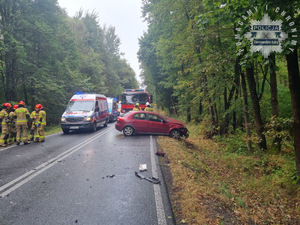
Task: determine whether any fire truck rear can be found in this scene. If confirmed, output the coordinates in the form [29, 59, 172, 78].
[121, 89, 152, 112]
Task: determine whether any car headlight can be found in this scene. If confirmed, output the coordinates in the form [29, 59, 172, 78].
[84, 116, 92, 121]
[61, 117, 66, 122]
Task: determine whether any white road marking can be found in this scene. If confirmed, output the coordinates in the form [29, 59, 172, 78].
[150, 135, 167, 225]
[0, 144, 18, 152]
[0, 127, 113, 198]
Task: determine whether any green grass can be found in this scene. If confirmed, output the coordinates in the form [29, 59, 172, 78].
[44, 124, 62, 135]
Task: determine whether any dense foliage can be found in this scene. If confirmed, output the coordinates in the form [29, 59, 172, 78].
[0, 0, 138, 123]
[138, 0, 300, 181]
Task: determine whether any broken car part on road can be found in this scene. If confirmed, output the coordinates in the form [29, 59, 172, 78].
[135, 172, 161, 184]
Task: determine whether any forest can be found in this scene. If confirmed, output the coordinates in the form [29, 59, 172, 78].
[0, 0, 138, 123]
[138, 0, 300, 182]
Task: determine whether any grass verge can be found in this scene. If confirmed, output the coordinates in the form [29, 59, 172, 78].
[44, 124, 62, 135]
[157, 124, 300, 224]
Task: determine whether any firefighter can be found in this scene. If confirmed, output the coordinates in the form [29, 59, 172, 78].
[38, 104, 46, 142]
[117, 101, 122, 112]
[0, 103, 12, 147]
[132, 103, 141, 111]
[8, 105, 18, 144]
[144, 102, 153, 111]
[29, 104, 41, 142]
[30, 104, 46, 142]
[14, 101, 31, 145]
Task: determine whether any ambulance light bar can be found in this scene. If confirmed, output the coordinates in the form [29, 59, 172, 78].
[124, 89, 145, 92]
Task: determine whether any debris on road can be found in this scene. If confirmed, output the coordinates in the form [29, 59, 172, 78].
[155, 150, 166, 157]
[135, 172, 161, 184]
[106, 175, 115, 178]
[139, 164, 147, 172]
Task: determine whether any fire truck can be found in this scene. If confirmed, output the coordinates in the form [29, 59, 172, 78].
[120, 89, 152, 112]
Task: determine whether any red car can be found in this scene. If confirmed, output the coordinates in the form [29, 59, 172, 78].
[115, 111, 189, 138]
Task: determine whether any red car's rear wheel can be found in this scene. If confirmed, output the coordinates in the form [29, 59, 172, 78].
[123, 126, 134, 136]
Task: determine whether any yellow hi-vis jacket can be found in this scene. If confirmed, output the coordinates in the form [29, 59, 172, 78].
[30, 111, 39, 122]
[14, 107, 30, 125]
[9, 111, 16, 126]
[39, 110, 46, 126]
[0, 109, 9, 125]
[132, 106, 141, 111]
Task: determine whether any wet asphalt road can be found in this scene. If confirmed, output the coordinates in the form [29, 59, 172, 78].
[0, 123, 174, 225]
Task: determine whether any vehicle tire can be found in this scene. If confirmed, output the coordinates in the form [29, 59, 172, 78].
[123, 126, 134, 136]
[170, 129, 181, 139]
[62, 129, 69, 134]
[104, 119, 108, 127]
[90, 123, 97, 133]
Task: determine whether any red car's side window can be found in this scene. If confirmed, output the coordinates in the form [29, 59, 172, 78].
[132, 113, 146, 120]
[148, 114, 164, 122]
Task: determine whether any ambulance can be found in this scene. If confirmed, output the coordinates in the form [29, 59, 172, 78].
[107, 97, 120, 122]
[61, 93, 109, 134]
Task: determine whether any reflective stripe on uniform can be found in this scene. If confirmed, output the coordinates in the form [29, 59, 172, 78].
[0, 110, 9, 125]
[16, 119, 27, 123]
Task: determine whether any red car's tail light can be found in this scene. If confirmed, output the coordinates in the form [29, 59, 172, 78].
[117, 117, 123, 122]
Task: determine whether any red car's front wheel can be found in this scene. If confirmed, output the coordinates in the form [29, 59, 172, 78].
[170, 129, 181, 139]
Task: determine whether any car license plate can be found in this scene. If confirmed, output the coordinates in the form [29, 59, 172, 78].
[70, 126, 79, 129]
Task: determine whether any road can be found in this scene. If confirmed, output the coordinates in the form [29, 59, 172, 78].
[0, 124, 174, 225]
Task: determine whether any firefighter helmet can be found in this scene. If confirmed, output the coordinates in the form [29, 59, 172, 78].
[18, 101, 25, 106]
[3, 103, 12, 110]
[35, 104, 43, 109]
[13, 105, 18, 110]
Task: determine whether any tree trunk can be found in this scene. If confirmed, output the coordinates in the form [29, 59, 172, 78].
[241, 72, 252, 150]
[207, 96, 216, 126]
[187, 105, 191, 122]
[269, 53, 282, 152]
[170, 96, 177, 117]
[5, 54, 17, 101]
[0, 52, 7, 100]
[10, 57, 17, 100]
[220, 87, 229, 135]
[213, 103, 218, 126]
[199, 99, 203, 116]
[220, 59, 240, 135]
[22, 72, 28, 104]
[194, 97, 203, 123]
[270, 54, 279, 117]
[204, 75, 216, 127]
[233, 87, 239, 132]
[286, 49, 300, 183]
[246, 63, 267, 150]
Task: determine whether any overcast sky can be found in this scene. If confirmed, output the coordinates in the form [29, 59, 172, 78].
[57, 0, 148, 85]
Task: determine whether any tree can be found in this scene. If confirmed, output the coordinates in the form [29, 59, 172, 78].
[0, 1, 137, 123]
